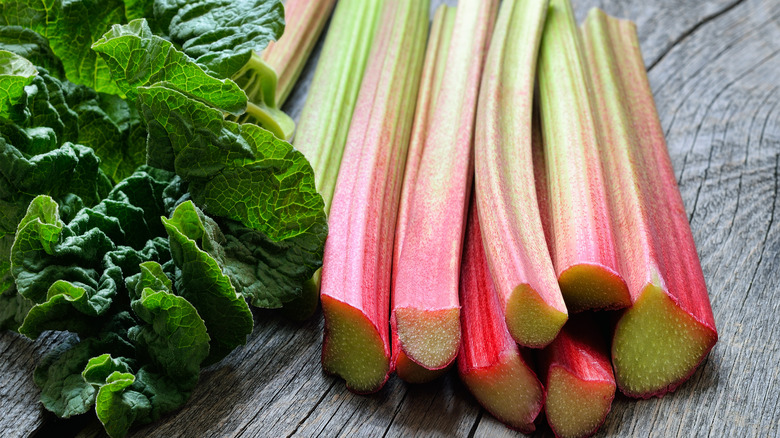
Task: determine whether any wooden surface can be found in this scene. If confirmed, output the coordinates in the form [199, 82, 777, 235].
[2, 0, 779, 436]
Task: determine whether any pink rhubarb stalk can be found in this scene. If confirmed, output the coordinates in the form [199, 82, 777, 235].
[320, 0, 428, 394]
[539, 315, 615, 438]
[391, 4, 456, 383]
[581, 8, 717, 398]
[392, 0, 497, 372]
[262, 0, 337, 106]
[537, 0, 631, 313]
[458, 196, 544, 433]
[475, 0, 564, 348]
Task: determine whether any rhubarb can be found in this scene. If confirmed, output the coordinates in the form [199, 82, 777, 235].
[539, 315, 615, 438]
[262, 0, 337, 106]
[320, 0, 427, 393]
[392, 0, 497, 372]
[391, 4, 456, 384]
[458, 196, 544, 433]
[581, 9, 717, 398]
[537, 0, 631, 313]
[474, 0, 563, 348]
[283, 0, 385, 318]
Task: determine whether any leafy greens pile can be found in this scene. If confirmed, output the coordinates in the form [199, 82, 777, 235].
[0, 0, 327, 436]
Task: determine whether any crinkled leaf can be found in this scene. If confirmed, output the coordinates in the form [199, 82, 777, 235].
[136, 84, 326, 242]
[65, 85, 147, 182]
[125, 260, 172, 302]
[92, 19, 247, 115]
[129, 286, 209, 383]
[82, 353, 135, 385]
[95, 371, 150, 438]
[162, 201, 252, 364]
[218, 218, 325, 308]
[0, 26, 64, 77]
[0, 50, 37, 119]
[0, 0, 123, 94]
[131, 366, 192, 423]
[19, 280, 114, 339]
[154, 0, 284, 78]
[32, 329, 138, 419]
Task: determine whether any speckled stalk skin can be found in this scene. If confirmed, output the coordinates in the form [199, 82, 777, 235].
[475, 0, 564, 349]
[538, 315, 615, 438]
[320, 0, 428, 394]
[262, 0, 337, 106]
[294, 0, 384, 214]
[537, 0, 631, 313]
[581, 9, 717, 398]
[392, 0, 498, 372]
[391, 4, 456, 383]
[458, 196, 544, 433]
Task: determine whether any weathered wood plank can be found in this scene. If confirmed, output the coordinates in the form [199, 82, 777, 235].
[2, 0, 779, 437]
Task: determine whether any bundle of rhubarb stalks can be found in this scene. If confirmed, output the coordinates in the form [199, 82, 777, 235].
[294, 0, 718, 436]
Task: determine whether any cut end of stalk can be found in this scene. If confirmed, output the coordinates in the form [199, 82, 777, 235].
[395, 307, 460, 370]
[506, 284, 567, 348]
[546, 366, 615, 438]
[321, 295, 390, 393]
[612, 284, 717, 398]
[460, 352, 544, 433]
[394, 348, 449, 384]
[558, 264, 631, 313]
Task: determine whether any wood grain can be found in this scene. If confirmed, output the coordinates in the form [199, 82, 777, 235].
[2, 0, 778, 436]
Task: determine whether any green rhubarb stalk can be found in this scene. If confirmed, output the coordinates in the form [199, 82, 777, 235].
[474, 0, 562, 348]
[231, 52, 295, 141]
[280, 0, 385, 319]
[537, 0, 631, 313]
[392, 0, 498, 373]
[391, 4, 456, 383]
[581, 9, 717, 398]
[320, 0, 428, 393]
[262, 0, 337, 106]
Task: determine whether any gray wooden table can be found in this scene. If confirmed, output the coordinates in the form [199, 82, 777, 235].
[2, 0, 779, 436]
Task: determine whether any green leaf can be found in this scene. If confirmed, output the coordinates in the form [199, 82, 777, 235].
[65, 85, 147, 182]
[136, 84, 326, 242]
[129, 286, 210, 383]
[95, 371, 150, 438]
[131, 366, 192, 423]
[0, 50, 37, 119]
[92, 19, 247, 115]
[34, 336, 98, 418]
[0, 0, 123, 94]
[19, 280, 114, 339]
[82, 353, 135, 385]
[126, 260, 172, 302]
[0, 26, 65, 77]
[162, 201, 252, 364]
[218, 218, 325, 309]
[154, 0, 285, 78]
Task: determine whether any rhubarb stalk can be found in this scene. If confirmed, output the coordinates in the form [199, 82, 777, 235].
[474, 0, 563, 348]
[391, 4, 456, 383]
[537, 0, 631, 313]
[539, 315, 615, 438]
[581, 9, 717, 398]
[458, 196, 544, 433]
[262, 0, 337, 107]
[294, 0, 384, 213]
[392, 0, 497, 372]
[320, 0, 428, 393]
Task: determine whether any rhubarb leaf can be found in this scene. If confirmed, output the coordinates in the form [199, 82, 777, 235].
[0, 27, 64, 78]
[153, 0, 285, 78]
[161, 201, 252, 363]
[0, 50, 37, 119]
[128, 285, 210, 383]
[91, 19, 247, 115]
